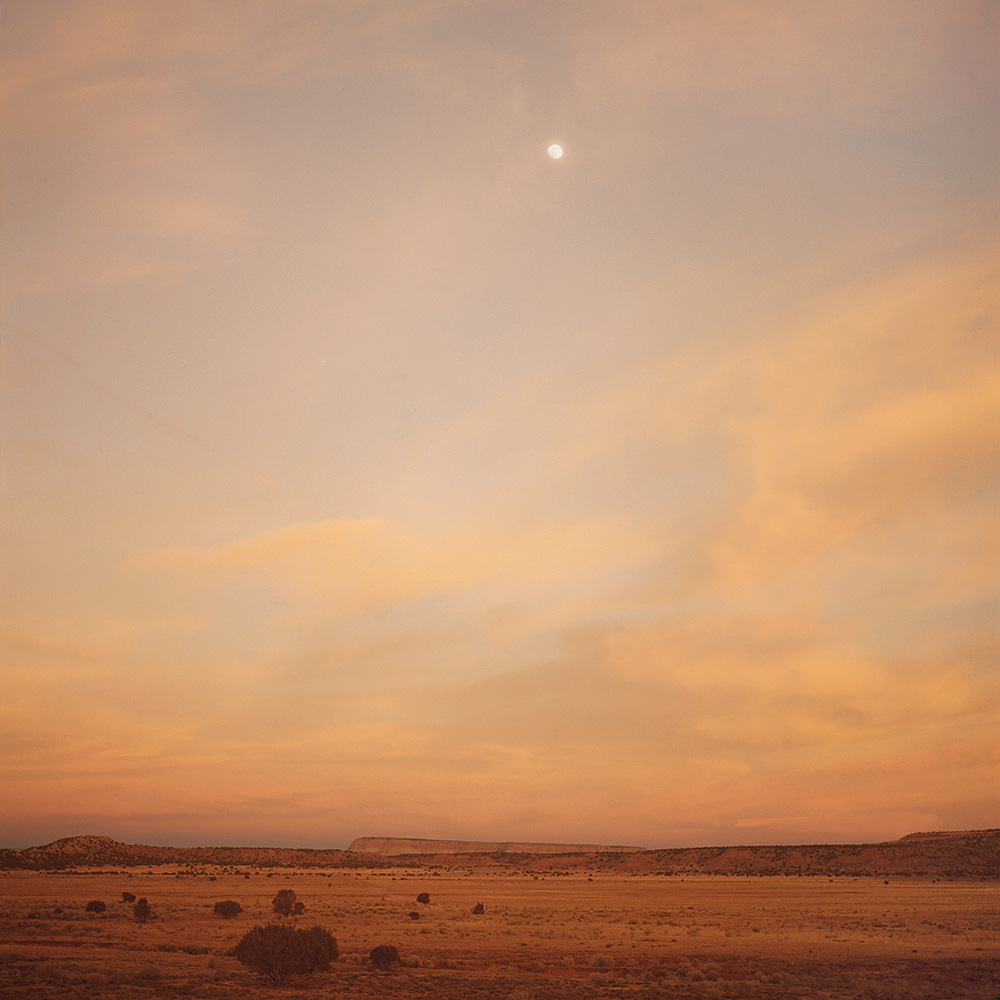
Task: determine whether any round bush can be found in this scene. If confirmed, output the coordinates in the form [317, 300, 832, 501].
[370, 944, 400, 970]
[272, 888, 297, 917]
[213, 900, 243, 918]
[416, 892, 430, 904]
[84, 900, 106, 914]
[233, 924, 338, 985]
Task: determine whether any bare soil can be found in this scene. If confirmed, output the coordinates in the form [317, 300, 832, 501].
[1, 868, 996, 998]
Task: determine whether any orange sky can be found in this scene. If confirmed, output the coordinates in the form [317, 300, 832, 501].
[2, 1, 997, 849]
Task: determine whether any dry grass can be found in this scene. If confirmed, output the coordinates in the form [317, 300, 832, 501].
[0, 867, 997, 998]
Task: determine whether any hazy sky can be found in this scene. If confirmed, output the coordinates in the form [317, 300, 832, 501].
[2, 1, 997, 850]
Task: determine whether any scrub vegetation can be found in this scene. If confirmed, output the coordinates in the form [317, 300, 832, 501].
[369, 943, 401, 970]
[233, 923, 337, 985]
[0, 863, 996, 998]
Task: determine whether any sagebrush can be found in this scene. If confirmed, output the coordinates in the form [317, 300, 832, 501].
[370, 943, 400, 970]
[233, 923, 338, 985]
[272, 889, 297, 917]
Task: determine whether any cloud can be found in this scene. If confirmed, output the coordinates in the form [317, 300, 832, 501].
[4, 1, 486, 299]
[423, 612, 999, 840]
[707, 249, 999, 592]
[567, 0, 997, 126]
[143, 515, 655, 617]
[3, 24, 255, 297]
[1, 1, 459, 96]
[390, 242, 997, 615]
[598, 615, 995, 732]
[4, 596, 995, 847]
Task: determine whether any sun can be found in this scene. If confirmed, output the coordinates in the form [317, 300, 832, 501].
[547, 144, 563, 159]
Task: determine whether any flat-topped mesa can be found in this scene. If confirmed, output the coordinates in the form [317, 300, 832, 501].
[348, 837, 645, 856]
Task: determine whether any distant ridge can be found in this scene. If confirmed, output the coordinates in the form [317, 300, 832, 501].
[0, 835, 368, 871]
[1, 830, 997, 877]
[349, 836, 645, 856]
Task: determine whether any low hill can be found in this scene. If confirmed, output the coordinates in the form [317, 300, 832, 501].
[0, 835, 381, 871]
[1, 830, 996, 877]
[610, 829, 999, 878]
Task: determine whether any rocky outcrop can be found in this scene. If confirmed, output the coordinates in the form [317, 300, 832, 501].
[348, 837, 645, 856]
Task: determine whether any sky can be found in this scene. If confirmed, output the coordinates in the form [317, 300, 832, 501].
[1, 0, 997, 851]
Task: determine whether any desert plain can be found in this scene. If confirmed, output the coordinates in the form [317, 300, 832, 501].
[1, 862, 997, 999]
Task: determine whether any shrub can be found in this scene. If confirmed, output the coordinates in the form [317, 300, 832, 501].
[472, 902, 485, 914]
[133, 898, 150, 923]
[369, 944, 400, 970]
[233, 924, 338, 985]
[84, 900, 106, 914]
[416, 892, 430, 905]
[293, 901, 305, 915]
[272, 889, 297, 917]
[407, 911, 421, 920]
[121, 892, 136, 903]
[131, 964, 162, 984]
[213, 900, 243, 918]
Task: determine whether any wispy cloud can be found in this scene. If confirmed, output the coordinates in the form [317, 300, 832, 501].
[568, 0, 997, 123]
[143, 515, 655, 617]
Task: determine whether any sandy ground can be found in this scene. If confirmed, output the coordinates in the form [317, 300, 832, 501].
[1, 867, 996, 998]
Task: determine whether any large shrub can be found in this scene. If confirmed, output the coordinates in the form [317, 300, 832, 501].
[133, 897, 150, 923]
[233, 924, 338, 985]
[369, 944, 400, 970]
[213, 900, 243, 918]
[85, 900, 106, 914]
[416, 892, 430, 905]
[272, 888, 297, 917]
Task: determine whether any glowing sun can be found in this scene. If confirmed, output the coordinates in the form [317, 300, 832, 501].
[547, 144, 563, 159]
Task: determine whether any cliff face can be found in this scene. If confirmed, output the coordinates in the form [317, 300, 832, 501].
[348, 837, 645, 856]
